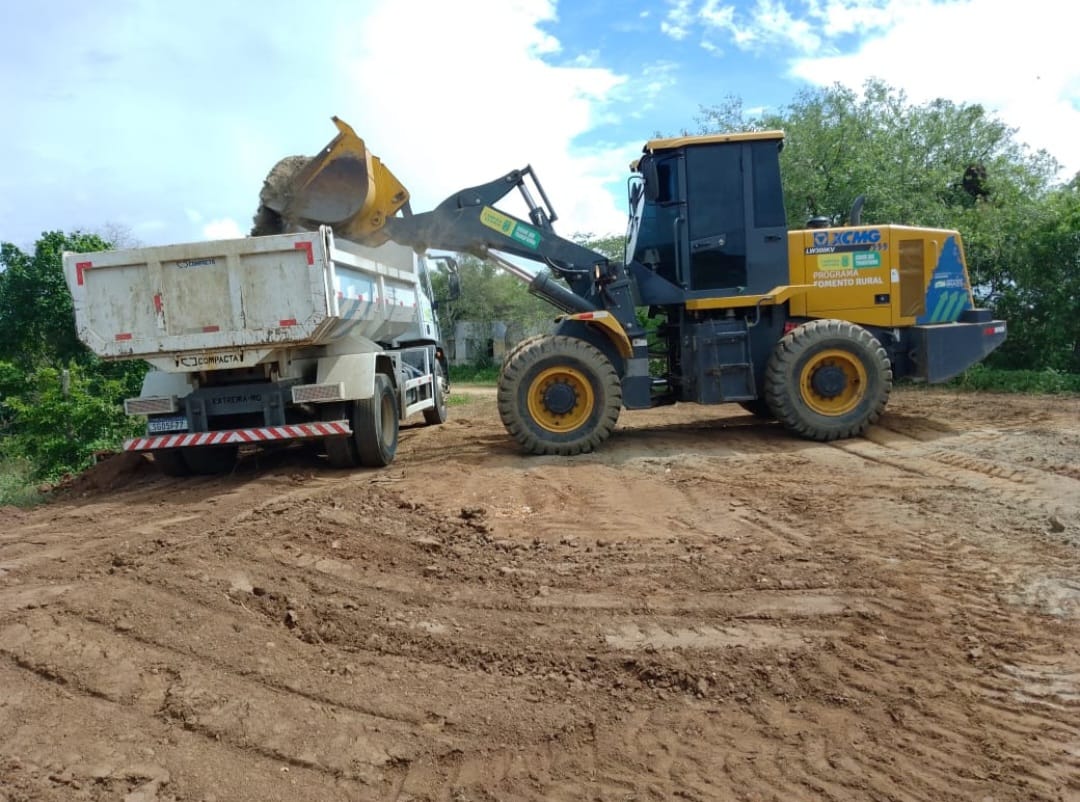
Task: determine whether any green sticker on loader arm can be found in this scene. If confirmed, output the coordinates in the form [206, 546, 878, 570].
[480, 206, 542, 250]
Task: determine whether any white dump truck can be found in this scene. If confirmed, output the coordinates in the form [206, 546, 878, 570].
[62, 226, 457, 475]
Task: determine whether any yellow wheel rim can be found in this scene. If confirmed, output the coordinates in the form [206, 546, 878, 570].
[527, 366, 595, 433]
[799, 349, 867, 416]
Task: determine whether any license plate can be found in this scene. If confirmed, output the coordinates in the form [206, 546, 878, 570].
[147, 415, 188, 434]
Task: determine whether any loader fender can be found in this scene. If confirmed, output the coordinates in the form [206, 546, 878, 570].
[315, 353, 395, 401]
[553, 315, 630, 376]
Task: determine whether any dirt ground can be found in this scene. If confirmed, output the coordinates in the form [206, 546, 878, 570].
[1, 387, 1078, 802]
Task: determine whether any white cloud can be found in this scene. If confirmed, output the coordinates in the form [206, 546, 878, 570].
[662, 0, 695, 40]
[202, 218, 244, 241]
[700, 0, 823, 53]
[0, 0, 636, 249]
[338, 0, 630, 239]
[790, 0, 1080, 177]
[663, 0, 1080, 179]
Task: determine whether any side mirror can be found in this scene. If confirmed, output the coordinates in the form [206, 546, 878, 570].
[447, 264, 462, 302]
[430, 255, 461, 309]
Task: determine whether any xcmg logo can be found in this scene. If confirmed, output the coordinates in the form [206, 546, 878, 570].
[813, 229, 882, 247]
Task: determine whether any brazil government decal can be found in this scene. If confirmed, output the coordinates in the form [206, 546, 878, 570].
[918, 235, 972, 324]
[480, 206, 542, 250]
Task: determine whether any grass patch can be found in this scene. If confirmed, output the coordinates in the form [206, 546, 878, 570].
[0, 456, 45, 507]
[939, 366, 1080, 394]
[449, 364, 499, 384]
[900, 366, 1080, 394]
[447, 393, 474, 406]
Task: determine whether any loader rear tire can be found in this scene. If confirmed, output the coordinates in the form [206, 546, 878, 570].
[738, 399, 775, 420]
[765, 319, 892, 442]
[497, 335, 621, 456]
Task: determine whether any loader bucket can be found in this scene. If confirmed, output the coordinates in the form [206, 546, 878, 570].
[262, 117, 410, 243]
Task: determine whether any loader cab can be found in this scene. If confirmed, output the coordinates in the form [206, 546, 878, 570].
[629, 131, 788, 299]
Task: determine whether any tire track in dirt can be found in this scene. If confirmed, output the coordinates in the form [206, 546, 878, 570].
[0, 662, 363, 802]
[625, 408, 1080, 801]
[2, 389, 1078, 801]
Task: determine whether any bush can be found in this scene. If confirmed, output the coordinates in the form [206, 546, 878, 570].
[946, 365, 1080, 394]
[0, 456, 43, 507]
[1, 362, 145, 480]
[449, 363, 501, 384]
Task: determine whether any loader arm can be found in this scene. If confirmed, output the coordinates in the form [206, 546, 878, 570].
[382, 166, 639, 318]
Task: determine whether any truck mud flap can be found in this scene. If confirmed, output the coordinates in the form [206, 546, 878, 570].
[910, 320, 1007, 383]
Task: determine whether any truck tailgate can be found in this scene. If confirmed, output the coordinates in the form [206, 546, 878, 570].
[63, 228, 420, 364]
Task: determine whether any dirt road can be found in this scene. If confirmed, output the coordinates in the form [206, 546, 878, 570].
[1, 388, 1078, 802]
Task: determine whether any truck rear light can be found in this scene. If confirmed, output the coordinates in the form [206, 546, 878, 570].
[984, 324, 1006, 335]
[291, 382, 346, 403]
[124, 396, 179, 416]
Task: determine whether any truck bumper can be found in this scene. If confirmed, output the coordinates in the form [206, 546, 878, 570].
[910, 320, 1007, 383]
[125, 421, 350, 452]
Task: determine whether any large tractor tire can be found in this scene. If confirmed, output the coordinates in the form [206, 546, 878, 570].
[738, 399, 775, 420]
[323, 374, 399, 468]
[497, 335, 622, 456]
[500, 334, 547, 373]
[764, 319, 892, 442]
[422, 362, 449, 426]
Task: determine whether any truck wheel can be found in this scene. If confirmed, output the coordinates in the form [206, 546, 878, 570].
[153, 449, 191, 477]
[497, 335, 622, 456]
[355, 373, 399, 467]
[321, 402, 358, 468]
[182, 445, 239, 475]
[764, 319, 892, 441]
[422, 363, 449, 425]
[738, 399, 775, 420]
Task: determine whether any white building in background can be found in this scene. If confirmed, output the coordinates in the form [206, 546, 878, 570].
[447, 320, 549, 366]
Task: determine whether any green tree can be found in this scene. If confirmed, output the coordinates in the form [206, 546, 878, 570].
[431, 254, 554, 333]
[987, 178, 1080, 371]
[2, 362, 144, 479]
[0, 231, 109, 368]
[0, 230, 150, 480]
[573, 233, 625, 262]
[697, 79, 1076, 372]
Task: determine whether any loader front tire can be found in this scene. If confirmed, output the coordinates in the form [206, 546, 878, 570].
[497, 335, 622, 456]
[765, 319, 892, 442]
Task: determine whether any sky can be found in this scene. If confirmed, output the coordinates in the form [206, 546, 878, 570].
[1, 0, 1076, 252]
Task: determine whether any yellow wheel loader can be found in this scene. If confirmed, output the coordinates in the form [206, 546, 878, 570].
[257, 117, 1007, 455]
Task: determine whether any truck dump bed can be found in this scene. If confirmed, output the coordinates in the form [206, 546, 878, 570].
[63, 227, 422, 369]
